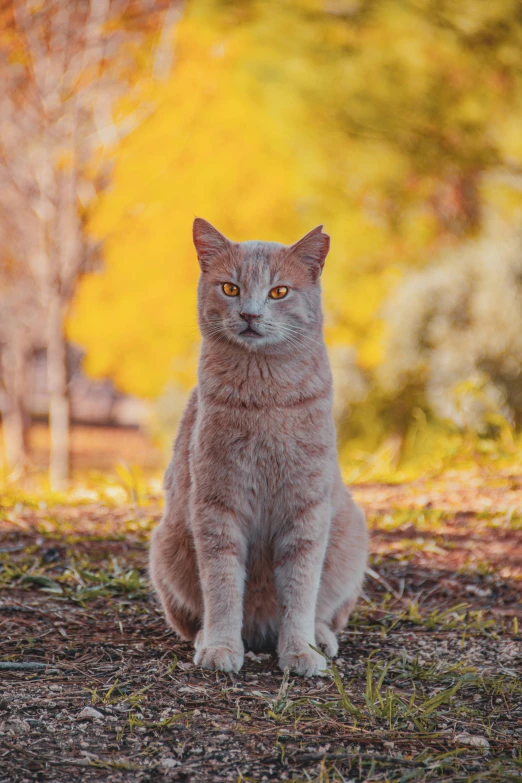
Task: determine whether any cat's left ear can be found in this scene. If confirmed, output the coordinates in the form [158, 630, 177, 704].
[287, 225, 330, 280]
[193, 218, 233, 271]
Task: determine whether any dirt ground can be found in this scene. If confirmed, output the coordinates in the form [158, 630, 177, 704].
[0, 469, 521, 782]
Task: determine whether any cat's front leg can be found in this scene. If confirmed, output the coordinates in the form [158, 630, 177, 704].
[192, 502, 246, 673]
[274, 502, 330, 677]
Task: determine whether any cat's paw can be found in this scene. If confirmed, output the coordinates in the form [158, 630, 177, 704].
[315, 622, 338, 658]
[278, 645, 327, 677]
[194, 643, 244, 673]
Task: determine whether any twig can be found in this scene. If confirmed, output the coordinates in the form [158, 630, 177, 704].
[285, 750, 428, 768]
[0, 742, 146, 771]
[0, 662, 59, 671]
[0, 544, 26, 554]
[366, 567, 408, 604]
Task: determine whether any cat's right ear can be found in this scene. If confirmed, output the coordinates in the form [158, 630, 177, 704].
[193, 218, 232, 271]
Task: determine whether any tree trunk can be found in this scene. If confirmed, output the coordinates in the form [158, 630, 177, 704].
[47, 296, 69, 490]
[1, 343, 29, 472]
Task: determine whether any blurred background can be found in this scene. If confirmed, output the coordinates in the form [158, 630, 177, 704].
[2, 0, 522, 490]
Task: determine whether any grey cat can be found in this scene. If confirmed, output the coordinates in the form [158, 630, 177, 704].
[149, 219, 368, 676]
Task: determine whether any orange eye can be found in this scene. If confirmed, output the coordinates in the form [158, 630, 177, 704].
[269, 286, 289, 300]
[222, 282, 239, 297]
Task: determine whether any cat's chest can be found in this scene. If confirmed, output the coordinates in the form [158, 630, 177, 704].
[194, 402, 335, 501]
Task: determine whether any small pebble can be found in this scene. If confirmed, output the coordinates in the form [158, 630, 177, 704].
[77, 706, 104, 720]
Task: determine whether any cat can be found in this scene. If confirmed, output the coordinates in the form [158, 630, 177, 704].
[149, 218, 368, 677]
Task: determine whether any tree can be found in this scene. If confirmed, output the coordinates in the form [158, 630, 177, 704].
[70, 0, 522, 426]
[0, 156, 44, 472]
[0, 0, 179, 487]
[0, 257, 43, 472]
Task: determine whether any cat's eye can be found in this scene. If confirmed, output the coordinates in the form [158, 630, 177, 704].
[222, 282, 240, 297]
[269, 286, 289, 300]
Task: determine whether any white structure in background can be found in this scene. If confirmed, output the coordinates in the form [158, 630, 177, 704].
[24, 345, 148, 429]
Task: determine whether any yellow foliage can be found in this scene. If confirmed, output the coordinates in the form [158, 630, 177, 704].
[69, 0, 522, 401]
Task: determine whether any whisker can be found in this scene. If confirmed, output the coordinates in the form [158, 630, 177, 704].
[279, 324, 325, 348]
[278, 330, 308, 353]
[279, 323, 322, 339]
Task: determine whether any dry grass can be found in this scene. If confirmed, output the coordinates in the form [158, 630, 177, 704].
[0, 469, 521, 782]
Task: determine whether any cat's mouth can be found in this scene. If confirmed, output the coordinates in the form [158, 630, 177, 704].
[239, 326, 263, 338]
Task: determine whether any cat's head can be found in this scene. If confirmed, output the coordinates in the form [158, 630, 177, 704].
[193, 218, 330, 351]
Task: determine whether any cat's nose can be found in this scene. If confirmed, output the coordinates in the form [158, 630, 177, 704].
[240, 312, 262, 323]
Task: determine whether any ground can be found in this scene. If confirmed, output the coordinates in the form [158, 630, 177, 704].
[0, 468, 521, 782]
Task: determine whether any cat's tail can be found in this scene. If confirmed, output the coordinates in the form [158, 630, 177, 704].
[149, 521, 202, 642]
